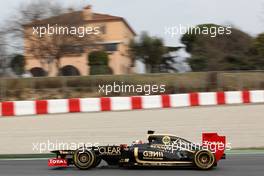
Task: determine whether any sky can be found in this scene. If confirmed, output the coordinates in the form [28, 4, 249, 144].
[0, 0, 264, 47]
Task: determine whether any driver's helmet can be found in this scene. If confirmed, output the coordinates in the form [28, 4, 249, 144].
[132, 140, 143, 144]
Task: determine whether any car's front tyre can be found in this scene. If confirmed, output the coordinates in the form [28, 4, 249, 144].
[73, 149, 96, 170]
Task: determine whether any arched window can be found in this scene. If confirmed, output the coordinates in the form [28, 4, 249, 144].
[60, 65, 80, 76]
[30, 67, 47, 77]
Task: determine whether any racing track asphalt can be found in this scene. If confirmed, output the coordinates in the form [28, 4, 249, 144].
[0, 154, 263, 176]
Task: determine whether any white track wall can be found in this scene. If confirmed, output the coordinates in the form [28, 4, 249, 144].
[1, 90, 264, 117]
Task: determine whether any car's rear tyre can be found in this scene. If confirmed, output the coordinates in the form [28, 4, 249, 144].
[194, 150, 215, 170]
[73, 149, 96, 170]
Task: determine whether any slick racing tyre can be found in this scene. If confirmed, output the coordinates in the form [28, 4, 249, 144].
[73, 149, 96, 170]
[194, 150, 216, 170]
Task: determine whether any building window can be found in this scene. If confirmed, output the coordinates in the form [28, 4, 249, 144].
[61, 45, 84, 55]
[60, 65, 80, 76]
[104, 43, 118, 52]
[30, 67, 47, 77]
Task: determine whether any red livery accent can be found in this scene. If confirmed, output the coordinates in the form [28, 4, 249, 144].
[202, 133, 226, 161]
[48, 158, 68, 167]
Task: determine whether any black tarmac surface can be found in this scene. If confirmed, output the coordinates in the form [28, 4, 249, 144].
[0, 154, 263, 176]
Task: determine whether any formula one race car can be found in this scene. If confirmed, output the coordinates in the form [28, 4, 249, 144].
[48, 131, 226, 170]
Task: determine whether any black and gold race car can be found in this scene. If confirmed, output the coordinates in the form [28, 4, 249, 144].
[48, 131, 226, 170]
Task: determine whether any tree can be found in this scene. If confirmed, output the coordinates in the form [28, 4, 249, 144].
[7, 0, 65, 52]
[129, 32, 177, 73]
[88, 51, 112, 75]
[10, 54, 25, 75]
[5, 0, 65, 76]
[181, 24, 255, 71]
[246, 33, 264, 70]
[254, 33, 264, 56]
[7, 0, 100, 76]
[0, 31, 8, 77]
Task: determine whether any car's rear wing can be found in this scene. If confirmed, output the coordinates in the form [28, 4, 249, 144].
[202, 133, 226, 161]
